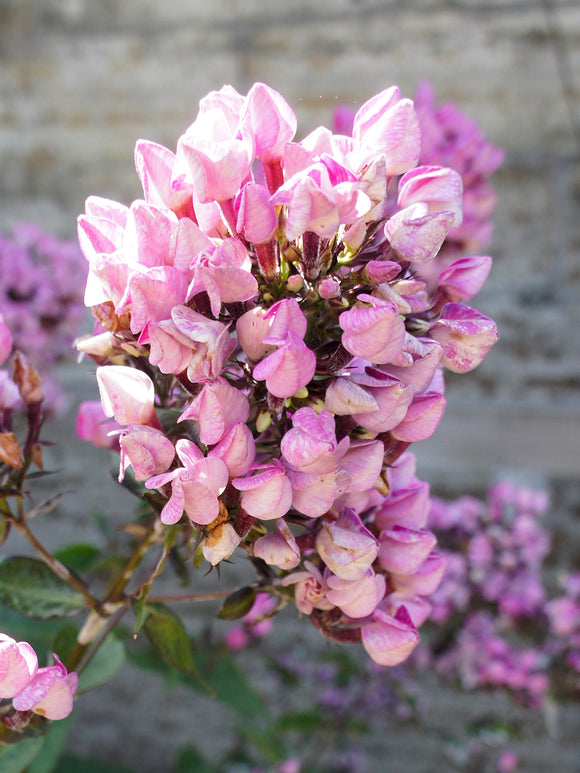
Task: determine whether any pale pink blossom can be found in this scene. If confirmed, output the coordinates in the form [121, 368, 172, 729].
[0, 634, 38, 699]
[253, 518, 301, 569]
[232, 461, 293, 520]
[429, 302, 499, 373]
[339, 294, 405, 364]
[315, 508, 378, 580]
[390, 550, 446, 596]
[13, 654, 78, 721]
[252, 332, 316, 399]
[0, 316, 12, 366]
[377, 525, 438, 575]
[117, 424, 175, 482]
[97, 366, 156, 426]
[145, 439, 229, 526]
[438, 255, 493, 301]
[281, 561, 334, 615]
[179, 379, 250, 446]
[352, 86, 421, 176]
[361, 605, 420, 666]
[208, 421, 256, 477]
[325, 569, 386, 619]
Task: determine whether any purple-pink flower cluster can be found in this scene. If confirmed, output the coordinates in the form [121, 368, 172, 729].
[76, 82, 498, 666]
[0, 633, 77, 721]
[0, 224, 87, 411]
[415, 481, 580, 706]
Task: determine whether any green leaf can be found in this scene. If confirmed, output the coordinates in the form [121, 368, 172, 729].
[276, 708, 325, 733]
[79, 635, 125, 692]
[143, 603, 195, 674]
[0, 557, 87, 620]
[27, 715, 73, 773]
[131, 595, 152, 635]
[239, 723, 286, 764]
[0, 736, 44, 773]
[53, 544, 101, 574]
[56, 755, 137, 773]
[217, 586, 256, 620]
[175, 746, 214, 773]
[192, 653, 266, 717]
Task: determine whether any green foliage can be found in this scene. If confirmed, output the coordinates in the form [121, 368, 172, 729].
[0, 557, 87, 620]
[175, 746, 215, 773]
[26, 716, 73, 773]
[55, 755, 137, 773]
[143, 603, 196, 674]
[0, 737, 44, 773]
[53, 544, 102, 574]
[217, 586, 257, 620]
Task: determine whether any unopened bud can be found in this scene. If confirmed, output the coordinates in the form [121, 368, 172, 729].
[256, 412, 272, 433]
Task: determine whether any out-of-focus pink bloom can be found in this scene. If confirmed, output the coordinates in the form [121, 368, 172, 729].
[281, 561, 334, 615]
[232, 461, 293, 520]
[117, 424, 175, 482]
[352, 86, 421, 176]
[253, 518, 300, 569]
[0, 316, 12, 366]
[13, 654, 78, 721]
[339, 294, 405, 364]
[497, 749, 519, 773]
[378, 525, 438, 575]
[202, 522, 241, 565]
[545, 597, 580, 638]
[145, 439, 229, 526]
[390, 551, 446, 596]
[429, 302, 499, 373]
[208, 421, 255, 477]
[438, 255, 492, 301]
[224, 626, 250, 651]
[0, 634, 38, 699]
[326, 568, 386, 618]
[179, 379, 250, 446]
[76, 401, 121, 450]
[315, 508, 378, 580]
[97, 365, 156, 426]
[0, 371, 21, 411]
[361, 605, 420, 666]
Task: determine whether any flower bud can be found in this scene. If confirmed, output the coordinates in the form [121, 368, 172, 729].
[315, 508, 378, 580]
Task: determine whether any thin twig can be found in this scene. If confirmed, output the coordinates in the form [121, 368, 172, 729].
[146, 590, 231, 603]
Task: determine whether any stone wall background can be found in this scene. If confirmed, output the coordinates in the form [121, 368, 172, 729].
[1, 1, 580, 771]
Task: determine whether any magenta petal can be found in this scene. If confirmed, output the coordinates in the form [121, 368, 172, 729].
[391, 392, 447, 442]
[430, 302, 499, 373]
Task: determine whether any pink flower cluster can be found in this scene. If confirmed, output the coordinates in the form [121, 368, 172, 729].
[415, 481, 580, 706]
[333, 80, 504, 260]
[0, 634, 77, 721]
[0, 224, 87, 411]
[76, 82, 498, 666]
